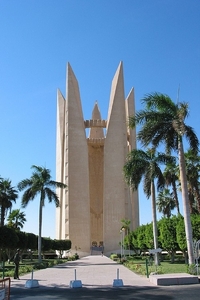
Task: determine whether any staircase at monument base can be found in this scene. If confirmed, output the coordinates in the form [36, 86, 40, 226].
[90, 246, 104, 255]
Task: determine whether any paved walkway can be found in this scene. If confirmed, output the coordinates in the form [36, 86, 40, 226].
[9, 255, 200, 300]
[11, 255, 154, 288]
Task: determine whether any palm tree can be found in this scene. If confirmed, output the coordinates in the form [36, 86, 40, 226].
[124, 148, 175, 265]
[184, 150, 200, 213]
[156, 188, 176, 218]
[17, 165, 67, 263]
[163, 162, 180, 214]
[129, 92, 199, 264]
[0, 178, 18, 226]
[7, 209, 26, 230]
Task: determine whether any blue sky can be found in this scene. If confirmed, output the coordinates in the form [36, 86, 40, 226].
[0, 1, 200, 239]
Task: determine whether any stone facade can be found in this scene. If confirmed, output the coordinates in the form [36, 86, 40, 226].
[56, 62, 139, 256]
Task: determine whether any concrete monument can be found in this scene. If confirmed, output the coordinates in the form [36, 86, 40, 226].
[56, 62, 139, 256]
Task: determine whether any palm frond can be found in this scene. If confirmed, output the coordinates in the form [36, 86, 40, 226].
[184, 125, 199, 155]
[48, 180, 67, 189]
[45, 188, 60, 207]
[142, 93, 175, 112]
[21, 188, 37, 208]
[18, 179, 33, 191]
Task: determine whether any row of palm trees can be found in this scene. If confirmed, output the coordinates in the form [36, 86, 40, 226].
[124, 92, 199, 265]
[0, 165, 66, 263]
[156, 149, 200, 217]
[0, 178, 18, 227]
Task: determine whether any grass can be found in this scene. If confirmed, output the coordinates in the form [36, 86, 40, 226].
[1, 254, 198, 279]
[156, 261, 188, 273]
[115, 255, 197, 277]
[0, 252, 81, 279]
[0, 257, 73, 279]
[124, 260, 188, 276]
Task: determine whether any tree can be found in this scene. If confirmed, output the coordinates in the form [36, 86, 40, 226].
[145, 223, 154, 250]
[191, 214, 200, 243]
[26, 232, 37, 260]
[0, 226, 19, 250]
[17, 165, 67, 263]
[129, 92, 199, 265]
[0, 178, 18, 226]
[124, 148, 174, 265]
[52, 239, 71, 258]
[16, 231, 28, 252]
[7, 209, 26, 230]
[158, 216, 179, 263]
[156, 188, 176, 218]
[127, 227, 142, 253]
[135, 225, 147, 253]
[176, 215, 188, 263]
[41, 237, 53, 258]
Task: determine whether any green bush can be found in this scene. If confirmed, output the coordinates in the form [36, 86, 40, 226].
[33, 263, 46, 270]
[67, 256, 75, 261]
[110, 254, 118, 261]
[73, 253, 79, 260]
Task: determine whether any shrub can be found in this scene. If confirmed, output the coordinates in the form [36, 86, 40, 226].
[110, 254, 118, 261]
[73, 253, 79, 260]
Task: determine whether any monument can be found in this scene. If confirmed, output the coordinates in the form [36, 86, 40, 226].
[56, 62, 139, 256]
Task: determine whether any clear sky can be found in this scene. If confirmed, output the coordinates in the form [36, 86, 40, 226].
[0, 0, 200, 239]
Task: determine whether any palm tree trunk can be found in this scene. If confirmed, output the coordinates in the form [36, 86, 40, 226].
[172, 181, 180, 214]
[178, 139, 194, 265]
[151, 181, 159, 265]
[0, 206, 5, 226]
[38, 197, 43, 263]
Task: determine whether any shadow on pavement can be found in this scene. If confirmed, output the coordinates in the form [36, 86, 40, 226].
[55, 262, 119, 268]
[10, 285, 178, 300]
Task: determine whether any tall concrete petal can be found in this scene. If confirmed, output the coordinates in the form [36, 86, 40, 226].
[56, 89, 66, 239]
[64, 63, 90, 254]
[104, 61, 128, 252]
[125, 88, 139, 231]
[125, 88, 137, 151]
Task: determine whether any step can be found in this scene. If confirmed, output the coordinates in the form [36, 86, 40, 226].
[149, 273, 199, 286]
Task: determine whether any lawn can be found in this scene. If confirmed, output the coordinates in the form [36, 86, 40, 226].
[0, 258, 69, 279]
[121, 256, 198, 277]
[1, 255, 199, 279]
